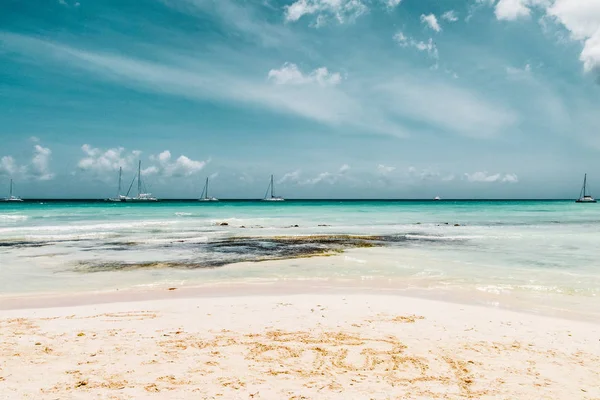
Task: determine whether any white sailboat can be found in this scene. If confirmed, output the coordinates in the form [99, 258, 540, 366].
[576, 173, 596, 203]
[199, 177, 218, 202]
[262, 174, 284, 202]
[2, 179, 23, 202]
[125, 161, 158, 202]
[433, 196, 441, 201]
[106, 167, 129, 202]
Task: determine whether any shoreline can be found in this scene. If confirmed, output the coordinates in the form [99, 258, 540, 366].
[2, 275, 599, 323]
[1, 293, 599, 399]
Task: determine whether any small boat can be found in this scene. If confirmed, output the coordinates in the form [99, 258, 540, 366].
[124, 161, 158, 202]
[106, 167, 129, 202]
[1, 179, 23, 202]
[433, 196, 441, 201]
[262, 174, 284, 201]
[576, 173, 596, 203]
[199, 177, 218, 202]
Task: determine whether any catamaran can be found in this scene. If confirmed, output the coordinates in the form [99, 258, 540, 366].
[262, 174, 284, 201]
[1, 179, 23, 202]
[199, 177, 218, 202]
[124, 161, 158, 202]
[106, 167, 129, 202]
[576, 173, 596, 203]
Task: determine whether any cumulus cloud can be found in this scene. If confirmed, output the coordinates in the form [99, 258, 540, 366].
[493, 0, 600, 81]
[302, 164, 350, 185]
[268, 63, 342, 86]
[420, 14, 441, 32]
[149, 150, 208, 177]
[0, 142, 54, 181]
[393, 32, 439, 59]
[377, 164, 396, 175]
[441, 10, 458, 22]
[31, 145, 55, 181]
[78, 145, 207, 179]
[384, 0, 402, 8]
[284, 0, 368, 25]
[78, 145, 141, 178]
[278, 170, 302, 184]
[494, 0, 534, 20]
[464, 172, 519, 183]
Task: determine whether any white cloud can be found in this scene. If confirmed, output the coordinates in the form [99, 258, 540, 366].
[0, 156, 25, 177]
[384, 0, 402, 8]
[420, 14, 441, 32]
[302, 164, 350, 185]
[493, 0, 600, 80]
[377, 164, 396, 175]
[0, 142, 54, 181]
[78, 145, 141, 178]
[393, 32, 439, 59]
[495, 0, 533, 20]
[506, 63, 532, 78]
[278, 170, 302, 184]
[441, 10, 458, 22]
[464, 172, 519, 183]
[268, 63, 342, 86]
[149, 150, 208, 177]
[31, 145, 55, 181]
[284, 0, 368, 24]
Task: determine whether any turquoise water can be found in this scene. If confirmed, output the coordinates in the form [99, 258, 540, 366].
[1, 200, 599, 315]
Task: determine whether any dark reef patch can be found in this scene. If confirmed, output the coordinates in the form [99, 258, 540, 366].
[73, 233, 466, 273]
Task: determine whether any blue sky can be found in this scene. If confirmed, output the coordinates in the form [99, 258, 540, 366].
[1, 0, 599, 199]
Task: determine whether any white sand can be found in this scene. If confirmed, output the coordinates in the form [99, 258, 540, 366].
[1, 292, 599, 399]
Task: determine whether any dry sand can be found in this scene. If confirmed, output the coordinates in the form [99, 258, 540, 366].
[1, 293, 599, 399]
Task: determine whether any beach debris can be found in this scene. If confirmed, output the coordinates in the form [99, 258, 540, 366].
[218, 222, 229, 226]
[168, 287, 177, 291]
[454, 224, 461, 227]
[75, 380, 88, 388]
[318, 224, 330, 227]
[34, 342, 41, 346]
[77, 332, 85, 337]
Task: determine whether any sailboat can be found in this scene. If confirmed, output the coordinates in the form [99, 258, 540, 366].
[262, 174, 284, 201]
[576, 173, 596, 203]
[106, 167, 128, 202]
[199, 177, 218, 202]
[433, 196, 441, 201]
[125, 161, 158, 202]
[1, 179, 23, 202]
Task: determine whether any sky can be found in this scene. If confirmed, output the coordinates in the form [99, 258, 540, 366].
[1, 0, 599, 199]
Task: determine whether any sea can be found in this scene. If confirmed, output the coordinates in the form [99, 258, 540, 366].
[1, 200, 599, 319]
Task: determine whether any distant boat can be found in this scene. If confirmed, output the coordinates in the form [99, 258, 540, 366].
[1, 179, 23, 202]
[576, 173, 596, 203]
[199, 177, 218, 202]
[262, 174, 284, 202]
[125, 161, 158, 202]
[433, 196, 441, 201]
[106, 167, 128, 202]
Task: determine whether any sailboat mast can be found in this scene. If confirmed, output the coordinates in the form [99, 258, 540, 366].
[205, 177, 209, 199]
[137, 161, 142, 197]
[117, 167, 122, 197]
[584, 173, 588, 197]
[271, 175, 274, 198]
[9, 179, 13, 198]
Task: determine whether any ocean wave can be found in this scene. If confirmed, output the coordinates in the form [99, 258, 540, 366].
[175, 212, 193, 217]
[0, 214, 28, 221]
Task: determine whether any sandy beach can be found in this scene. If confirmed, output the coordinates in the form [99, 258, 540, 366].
[1, 291, 599, 399]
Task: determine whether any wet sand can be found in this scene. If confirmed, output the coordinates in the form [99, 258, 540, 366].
[1, 293, 599, 399]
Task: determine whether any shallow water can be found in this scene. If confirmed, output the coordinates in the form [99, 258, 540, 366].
[1, 200, 599, 315]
